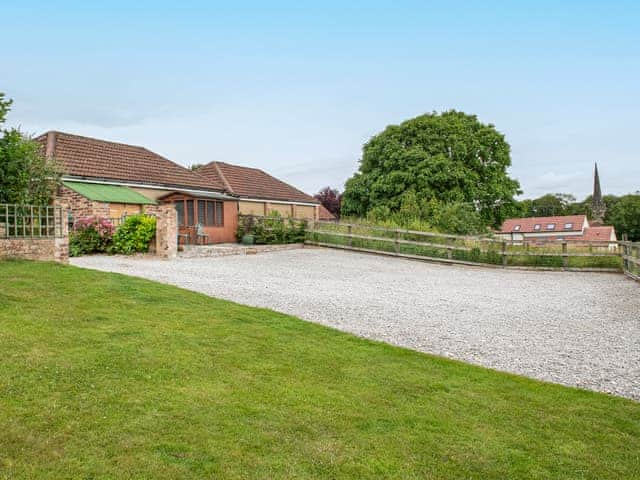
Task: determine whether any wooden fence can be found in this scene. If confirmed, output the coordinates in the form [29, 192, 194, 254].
[306, 221, 627, 273]
[620, 241, 640, 281]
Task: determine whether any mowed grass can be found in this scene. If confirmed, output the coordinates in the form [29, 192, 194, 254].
[1, 261, 639, 479]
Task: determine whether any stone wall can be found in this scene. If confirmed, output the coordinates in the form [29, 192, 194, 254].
[154, 204, 177, 259]
[0, 238, 57, 261]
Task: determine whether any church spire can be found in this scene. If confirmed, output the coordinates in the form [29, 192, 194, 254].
[592, 162, 605, 223]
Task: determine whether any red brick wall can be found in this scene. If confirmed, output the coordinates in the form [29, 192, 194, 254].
[58, 186, 109, 219]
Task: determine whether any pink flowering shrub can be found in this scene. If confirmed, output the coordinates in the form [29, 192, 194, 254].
[69, 216, 115, 256]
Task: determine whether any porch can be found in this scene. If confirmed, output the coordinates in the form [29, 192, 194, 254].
[159, 191, 238, 245]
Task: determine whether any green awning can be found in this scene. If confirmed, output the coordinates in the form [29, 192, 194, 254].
[63, 181, 157, 205]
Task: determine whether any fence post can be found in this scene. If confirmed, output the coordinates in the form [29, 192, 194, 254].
[562, 241, 568, 270]
[501, 240, 507, 266]
[394, 229, 400, 254]
[347, 224, 353, 248]
[447, 237, 453, 260]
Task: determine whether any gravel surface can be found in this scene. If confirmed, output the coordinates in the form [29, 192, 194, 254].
[72, 248, 640, 400]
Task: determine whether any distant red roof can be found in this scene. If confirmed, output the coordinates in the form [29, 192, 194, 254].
[500, 215, 588, 234]
[576, 226, 616, 242]
[318, 204, 337, 220]
[199, 161, 318, 204]
[36, 131, 224, 191]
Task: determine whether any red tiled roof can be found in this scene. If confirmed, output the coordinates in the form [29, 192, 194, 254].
[36, 131, 224, 191]
[318, 204, 337, 220]
[500, 215, 587, 234]
[199, 161, 318, 204]
[576, 226, 616, 242]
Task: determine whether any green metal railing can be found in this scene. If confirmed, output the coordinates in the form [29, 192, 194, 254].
[0, 204, 64, 238]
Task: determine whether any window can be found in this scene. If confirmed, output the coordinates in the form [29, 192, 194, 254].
[173, 197, 224, 226]
[546, 223, 555, 230]
[175, 201, 184, 225]
[534, 224, 541, 231]
[513, 225, 521, 231]
[207, 201, 215, 226]
[564, 223, 573, 229]
[186, 200, 194, 225]
[198, 200, 206, 225]
[215, 201, 224, 226]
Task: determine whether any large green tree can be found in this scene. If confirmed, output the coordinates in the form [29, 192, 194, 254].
[341, 111, 521, 227]
[0, 93, 60, 204]
[605, 194, 640, 241]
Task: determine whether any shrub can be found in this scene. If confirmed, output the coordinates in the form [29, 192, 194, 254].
[109, 215, 156, 254]
[237, 212, 307, 245]
[69, 217, 115, 257]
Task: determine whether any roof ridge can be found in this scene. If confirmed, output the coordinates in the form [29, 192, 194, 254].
[211, 162, 234, 194]
[216, 161, 317, 202]
[40, 130, 149, 151]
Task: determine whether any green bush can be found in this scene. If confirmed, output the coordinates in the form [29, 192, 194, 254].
[109, 215, 156, 254]
[237, 212, 307, 245]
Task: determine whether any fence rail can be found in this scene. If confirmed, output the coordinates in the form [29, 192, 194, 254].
[620, 241, 640, 281]
[307, 221, 626, 272]
[0, 204, 64, 238]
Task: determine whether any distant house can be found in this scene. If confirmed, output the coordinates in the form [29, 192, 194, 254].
[37, 131, 238, 243]
[198, 161, 319, 220]
[496, 215, 617, 247]
[318, 204, 337, 221]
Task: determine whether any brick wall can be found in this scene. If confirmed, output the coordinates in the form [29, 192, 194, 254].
[58, 186, 109, 218]
[0, 238, 57, 261]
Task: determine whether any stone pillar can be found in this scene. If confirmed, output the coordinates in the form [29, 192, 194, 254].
[53, 201, 69, 263]
[155, 204, 177, 259]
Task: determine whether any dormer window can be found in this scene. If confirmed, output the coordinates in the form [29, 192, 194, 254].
[564, 223, 573, 229]
[513, 225, 521, 231]
[534, 224, 541, 231]
[546, 224, 556, 230]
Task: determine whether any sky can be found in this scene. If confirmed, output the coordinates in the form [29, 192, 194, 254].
[2, 1, 639, 199]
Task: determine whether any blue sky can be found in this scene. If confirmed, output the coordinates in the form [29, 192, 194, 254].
[2, 1, 639, 199]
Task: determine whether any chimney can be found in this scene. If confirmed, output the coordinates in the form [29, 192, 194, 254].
[45, 131, 57, 158]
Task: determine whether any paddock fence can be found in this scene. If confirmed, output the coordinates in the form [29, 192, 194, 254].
[306, 221, 626, 273]
[620, 240, 640, 281]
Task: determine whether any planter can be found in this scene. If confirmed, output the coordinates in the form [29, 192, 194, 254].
[241, 234, 255, 245]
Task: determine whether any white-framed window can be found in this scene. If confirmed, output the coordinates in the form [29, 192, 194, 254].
[546, 224, 556, 230]
[534, 224, 541, 231]
[513, 225, 521, 231]
[564, 223, 573, 229]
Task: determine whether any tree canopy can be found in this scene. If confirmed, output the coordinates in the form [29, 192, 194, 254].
[314, 187, 341, 217]
[341, 111, 520, 227]
[605, 194, 640, 241]
[0, 93, 60, 204]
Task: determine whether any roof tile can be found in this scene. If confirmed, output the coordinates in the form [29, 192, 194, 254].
[199, 161, 317, 204]
[37, 131, 224, 191]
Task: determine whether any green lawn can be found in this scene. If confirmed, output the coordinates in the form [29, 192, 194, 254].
[1, 261, 638, 479]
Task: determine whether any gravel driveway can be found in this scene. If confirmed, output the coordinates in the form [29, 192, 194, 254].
[72, 248, 640, 400]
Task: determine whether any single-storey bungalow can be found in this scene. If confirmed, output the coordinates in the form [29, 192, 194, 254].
[37, 131, 321, 244]
[198, 161, 320, 220]
[38, 131, 238, 243]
